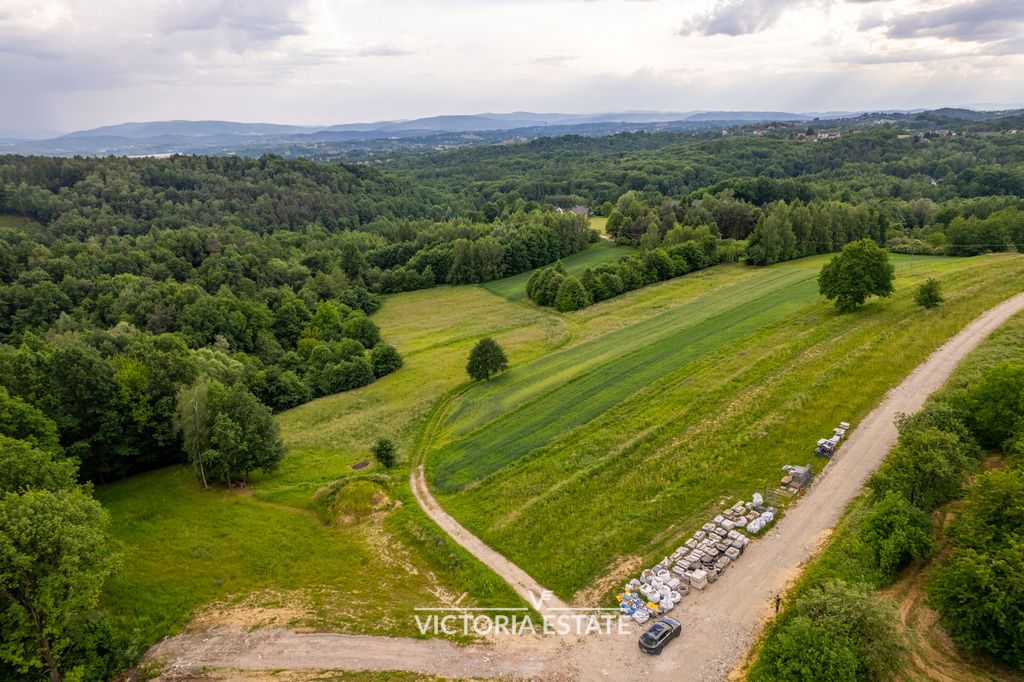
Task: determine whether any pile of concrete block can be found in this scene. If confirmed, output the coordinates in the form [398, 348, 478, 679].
[616, 491, 781, 617]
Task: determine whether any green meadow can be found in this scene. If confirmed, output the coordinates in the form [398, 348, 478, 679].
[430, 254, 1024, 599]
[96, 286, 561, 649]
[96, 251, 1024, 653]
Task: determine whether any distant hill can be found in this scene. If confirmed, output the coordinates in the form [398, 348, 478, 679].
[60, 120, 316, 139]
[2, 108, 1019, 157]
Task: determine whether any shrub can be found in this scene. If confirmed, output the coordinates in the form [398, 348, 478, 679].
[369, 343, 403, 378]
[915, 278, 943, 309]
[372, 438, 397, 469]
[861, 492, 935, 582]
[755, 581, 906, 681]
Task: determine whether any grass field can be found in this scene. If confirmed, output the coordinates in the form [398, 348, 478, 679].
[746, 310, 1024, 682]
[96, 250, 1024, 655]
[429, 253, 1024, 599]
[482, 240, 636, 301]
[97, 286, 564, 651]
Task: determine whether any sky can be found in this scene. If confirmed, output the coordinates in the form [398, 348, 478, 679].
[2, 0, 1023, 133]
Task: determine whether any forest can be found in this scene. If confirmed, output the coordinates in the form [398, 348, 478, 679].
[2, 123, 1024, 480]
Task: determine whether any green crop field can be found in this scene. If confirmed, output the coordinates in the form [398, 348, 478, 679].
[482, 240, 636, 301]
[429, 253, 1024, 600]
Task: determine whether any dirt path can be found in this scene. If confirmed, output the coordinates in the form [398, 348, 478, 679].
[148, 294, 1024, 681]
[411, 463, 569, 612]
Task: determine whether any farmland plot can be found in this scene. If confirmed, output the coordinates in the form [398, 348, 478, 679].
[430, 254, 1024, 599]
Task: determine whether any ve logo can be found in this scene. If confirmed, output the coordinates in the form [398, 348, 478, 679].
[529, 589, 554, 609]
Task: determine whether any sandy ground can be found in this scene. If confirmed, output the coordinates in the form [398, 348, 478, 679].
[147, 293, 1024, 681]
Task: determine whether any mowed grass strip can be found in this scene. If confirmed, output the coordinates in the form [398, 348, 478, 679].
[438, 254, 1024, 599]
[482, 240, 637, 302]
[429, 266, 819, 491]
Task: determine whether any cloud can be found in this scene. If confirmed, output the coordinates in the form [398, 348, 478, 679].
[0, 33, 64, 60]
[354, 44, 414, 58]
[159, 0, 308, 44]
[532, 53, 576, 67]
[678, 0, 806, 36]
[865, 0, 1024, 44]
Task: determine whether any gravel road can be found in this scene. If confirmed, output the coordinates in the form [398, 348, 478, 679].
[148, 293, 1024, 681]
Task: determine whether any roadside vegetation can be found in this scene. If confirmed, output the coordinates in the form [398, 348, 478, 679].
[748, 310, 1024, 681]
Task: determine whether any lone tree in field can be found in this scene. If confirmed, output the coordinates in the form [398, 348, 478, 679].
[818, 239, 895, 312]
[467, 337, 508, 381]
[372, 438, 396, 469]
[915, 278, 943, 309]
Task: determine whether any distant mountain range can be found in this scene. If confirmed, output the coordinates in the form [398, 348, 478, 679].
[0, 108, 1018, 158]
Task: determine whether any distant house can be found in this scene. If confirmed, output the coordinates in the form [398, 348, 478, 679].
[570, 205, 591, 217]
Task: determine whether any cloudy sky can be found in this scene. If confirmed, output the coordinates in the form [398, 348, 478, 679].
[2, 0, 1023, 133]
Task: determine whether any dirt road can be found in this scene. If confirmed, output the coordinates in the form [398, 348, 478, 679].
[148, 294, 1024, 681]
[411, 463, 569, 612]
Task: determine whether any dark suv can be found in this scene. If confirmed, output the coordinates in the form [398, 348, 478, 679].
[638, 617, 682, 655]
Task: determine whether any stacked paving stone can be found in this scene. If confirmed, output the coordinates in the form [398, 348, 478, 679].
[617, 495, 775, 623]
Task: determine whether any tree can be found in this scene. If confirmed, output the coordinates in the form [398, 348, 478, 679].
[0, 436, 77, 495]
[0, 441, 118, 682]
[861, 492, 935, 581]
[754, 581, 906, 682]
[174, 376, 212, 488]
[175, 377, 285, 486]
[554, 276, 590, 312]
[0, 387, 61, 456]
[961, 363, 1024, 449]
[818, 239, 895, 312]
[915, 278, 943, 309]
[204, 382, 285, 485]
[372, 438, 396, 469]
[369, 343, 403, 378]
[929, 539, 1024, 669]
[868, 424, 976, 511]
[466, 337, 508, 381]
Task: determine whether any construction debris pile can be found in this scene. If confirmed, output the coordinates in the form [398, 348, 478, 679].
[617, 495, 773, 624]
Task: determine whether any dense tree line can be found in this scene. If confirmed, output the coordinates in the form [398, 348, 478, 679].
[384, 126, 1024, 225]
[526, 225, 724, 311]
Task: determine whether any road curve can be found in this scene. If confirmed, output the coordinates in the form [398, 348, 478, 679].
[147, 293, 1024, 680]
[411, 464, 569, 612]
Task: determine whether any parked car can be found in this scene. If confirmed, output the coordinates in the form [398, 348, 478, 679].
[638, 617, 682, 655]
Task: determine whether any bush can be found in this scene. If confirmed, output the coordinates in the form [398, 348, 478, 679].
[861, 492, 935, 582]
[369, 343, 403, 378]
[371, 438, 397, 469]
[915, 278, 943, 309]
[754, 581, 906, 681]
